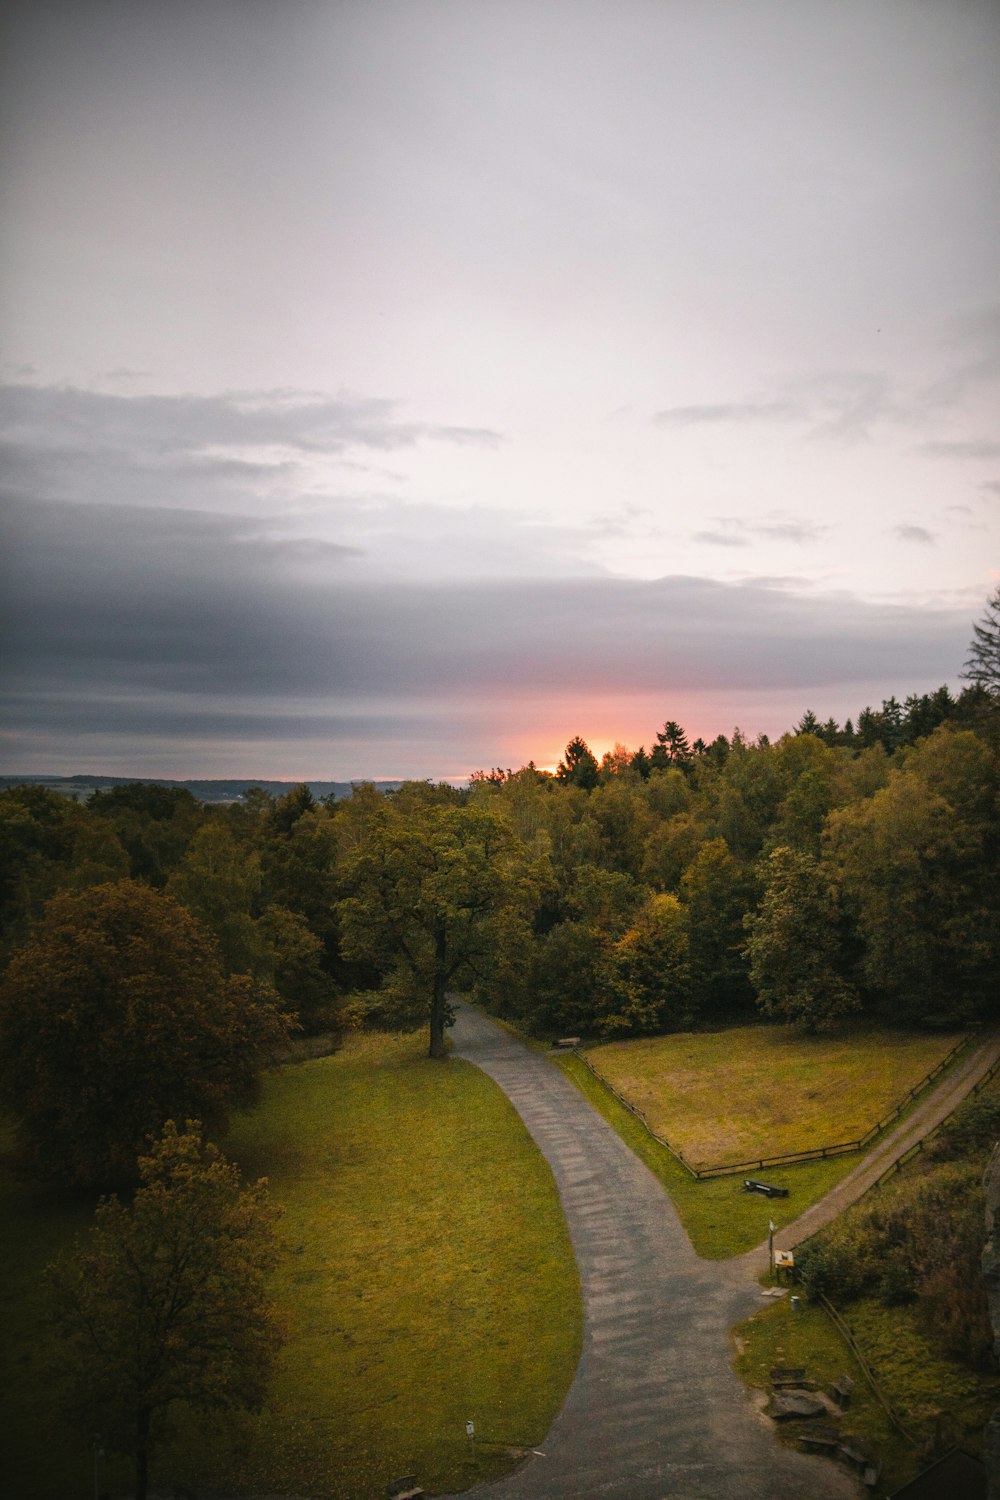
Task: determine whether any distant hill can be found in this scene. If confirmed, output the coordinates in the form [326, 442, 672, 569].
[0, 774, 406, 804]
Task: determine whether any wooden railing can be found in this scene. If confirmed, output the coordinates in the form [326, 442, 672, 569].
[573, 1032, 975, 1181]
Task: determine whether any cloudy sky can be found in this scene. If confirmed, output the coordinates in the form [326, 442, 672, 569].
[1, 0, 998, 780]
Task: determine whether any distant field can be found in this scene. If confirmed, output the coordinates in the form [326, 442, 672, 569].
[0, 1031, 581, 1500]
[586, 1024, 965, 1168]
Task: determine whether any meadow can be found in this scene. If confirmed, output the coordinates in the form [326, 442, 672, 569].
[586, 1023, 964, 1167]
[0, 1031, 581, 1500]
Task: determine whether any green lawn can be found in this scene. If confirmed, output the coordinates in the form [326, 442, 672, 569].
[586, 1023, 964, 1167]
[0, 1031, 582, 1500]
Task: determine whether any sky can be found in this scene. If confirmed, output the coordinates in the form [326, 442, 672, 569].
[1, 0, 998, 781]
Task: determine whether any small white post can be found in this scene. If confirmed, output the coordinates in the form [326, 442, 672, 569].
[466, 1419, 476, 1464]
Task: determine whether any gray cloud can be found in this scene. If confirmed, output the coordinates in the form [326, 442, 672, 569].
[654, 401, 795, 426]
[693, 530, 750, 548]
[893, 525, 936, 544]
[693, 513, 827, 548]
[653, 370, 902, 445]
[1, 495, 970, 764]
[922, 440, 1000, 460]
[0, 383, 502, 495]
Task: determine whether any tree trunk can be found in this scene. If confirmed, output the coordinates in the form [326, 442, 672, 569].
[429, 927, 448, 1059]
[134, 1408, 151, 1500]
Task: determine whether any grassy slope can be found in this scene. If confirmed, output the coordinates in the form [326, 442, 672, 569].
[0, 1031, 582, 1500]
[586, 1023, 964, 1166]
[732, 1297, 917, 1494]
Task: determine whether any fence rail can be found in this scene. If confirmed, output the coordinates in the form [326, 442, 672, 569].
[817, 1294, 920, 1445]
[575, 1031, 976, 1181]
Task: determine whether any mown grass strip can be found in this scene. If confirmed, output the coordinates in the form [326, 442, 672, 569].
[0, 1030, 582, 1500]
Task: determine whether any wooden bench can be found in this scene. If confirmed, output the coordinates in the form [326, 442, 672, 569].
[743, 1178, 789, 1198]
[551, 1037, 581, 1049]
[387, 1477, 424, 1500]
[770, 1365, 807, 1388]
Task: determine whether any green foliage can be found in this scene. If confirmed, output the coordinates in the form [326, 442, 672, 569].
[745, 846, 858, 1029]
[797, 1158, 994, 1368]
[337, 796, 544, 1056]
[555, 735, 600, 790]
[962, 584, 1000, 698]
[827, 728, 1000, 1024]
[45, 1121, 283, 1500]
[679, 837, 756, 1018]
[0, 880, 290, 1185]
[88, 783, 203, 886]
[166, 817, 263, 972]
[601, 892, 691, 1035]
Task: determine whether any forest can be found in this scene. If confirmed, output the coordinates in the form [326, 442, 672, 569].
[2, 673, 998, 1126]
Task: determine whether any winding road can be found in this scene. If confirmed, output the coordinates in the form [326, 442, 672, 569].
[443, 1007, 862, 1500]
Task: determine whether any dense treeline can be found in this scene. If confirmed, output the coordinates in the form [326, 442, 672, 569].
[1, 677, 997, 1090]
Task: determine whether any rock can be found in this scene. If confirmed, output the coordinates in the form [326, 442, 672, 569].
[768, 1389, 828, 1420]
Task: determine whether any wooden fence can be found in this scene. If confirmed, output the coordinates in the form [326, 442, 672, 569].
[817, 1294, 920, 1444]
[574, 1032, 975, 1181]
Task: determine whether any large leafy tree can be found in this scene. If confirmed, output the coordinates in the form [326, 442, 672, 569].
[745, 845, 857, 1030]
[166, 818, 263, 972]
[679, 837, 756, 1019]
[602, 892, 691, 1035]
[0, 880, 289, 1184]
[46, 1122, 283, 1500]
[827, 727, 999, 1024]
[337, 798, 541, 1056]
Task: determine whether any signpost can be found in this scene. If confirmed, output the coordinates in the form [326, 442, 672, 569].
[466, 1420, 476, 1464]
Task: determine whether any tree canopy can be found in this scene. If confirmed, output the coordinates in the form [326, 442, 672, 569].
[337, 796, 543, 1056]
[0, 879, 289, 1184]
[46, 1121, 283, 1500]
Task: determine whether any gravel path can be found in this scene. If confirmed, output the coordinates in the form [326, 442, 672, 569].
[442, 1007, 860, 1500]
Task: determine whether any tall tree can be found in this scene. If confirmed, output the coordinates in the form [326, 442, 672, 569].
[337, 801, 541, 1056]
[651, 720, 693, 771]
[745, 846, 857, 1030]
[556, 736, 600, 790]
[679, 837, 756, 1019]
[827, 727, 999, 1024]
[46, 1122, 283, 1500]
[166, 818, 262, 973]
[0, 880, 289, 1184]
[962, 585, 1000, 698]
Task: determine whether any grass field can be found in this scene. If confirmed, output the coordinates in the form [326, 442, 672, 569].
[586, 1023, 965, 1167]
[0, 1031, 582, 1500]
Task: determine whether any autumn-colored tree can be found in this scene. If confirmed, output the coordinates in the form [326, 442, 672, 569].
[46, 1121, 284, 1500]
[0, 880, 289, 1184]
[602, 892, 691, 1035]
